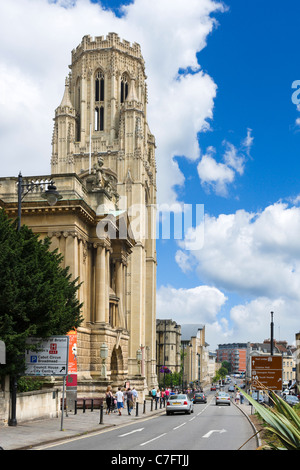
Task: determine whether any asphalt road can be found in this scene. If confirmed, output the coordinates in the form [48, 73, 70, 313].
[37, 391, 256, 451]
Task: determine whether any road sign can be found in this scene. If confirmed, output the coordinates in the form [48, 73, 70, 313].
[25, 336, 69, 377]
[251, 356, 282, 390]
[0, 340, 6, 365]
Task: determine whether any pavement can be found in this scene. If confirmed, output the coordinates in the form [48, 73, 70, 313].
[0, 396, 259, 451]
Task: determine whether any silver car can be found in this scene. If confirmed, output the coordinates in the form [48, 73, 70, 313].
[166, 394, 194, 415]
[216, 392, 231, 406]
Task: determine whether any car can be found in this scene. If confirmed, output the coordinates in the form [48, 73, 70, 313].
[284, 395, 299, 407]
[166, 394, 194, 415]
[211, 385, 216, 391]
[216, 392, 231, 406]
[193, 392, 207, 404]
[251, 392, 265, 404]
[228, 385, 235, 392]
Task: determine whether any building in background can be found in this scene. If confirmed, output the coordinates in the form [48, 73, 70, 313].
[216, 343, 247, 375]
[156, 320, 181, 386]
[181, 325, 209, 389]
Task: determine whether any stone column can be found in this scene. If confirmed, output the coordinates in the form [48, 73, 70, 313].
[95, 243, 106, 323]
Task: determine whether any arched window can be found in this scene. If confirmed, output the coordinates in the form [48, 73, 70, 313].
[120, 73, 129, 103]
[95, 70, 105, 102]
[95, 106, 104, 131]
[95, 70, 104, 131]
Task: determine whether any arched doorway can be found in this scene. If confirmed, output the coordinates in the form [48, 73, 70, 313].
[110, 346, 124, 383]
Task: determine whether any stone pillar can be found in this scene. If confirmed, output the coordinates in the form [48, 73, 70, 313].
[95, 243, 106, 323]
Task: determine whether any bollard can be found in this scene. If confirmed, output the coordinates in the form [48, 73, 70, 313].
[74, 400, 77, 415]
[143, 400, 146, 414]
[155, 399, 157, 410]
[91, 399, 94, 412]
[136, 402, 139, 417]
[151, 399, 153, 411]
[83, 398, 86, 413]
[99, 402, 104, 424]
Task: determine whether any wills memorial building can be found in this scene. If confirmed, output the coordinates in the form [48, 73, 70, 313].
[0, 33, 158, 395]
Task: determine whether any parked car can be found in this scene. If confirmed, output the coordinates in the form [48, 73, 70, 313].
[251, 392, 265, 404]
[166, 394, 194, 415]
[216, 392, 231, 406]
[211, 385, 216, 391]
[193, 392, 207, 404]
[284, 395, 299, 407]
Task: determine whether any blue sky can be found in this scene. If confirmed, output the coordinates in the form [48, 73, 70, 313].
[0, 0, 300, 349]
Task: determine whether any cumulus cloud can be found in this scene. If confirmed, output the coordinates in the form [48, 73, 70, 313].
[197, 129, 253, 196]
[0, 0, 225, 203]
[173, 200, 300, 347]
[157, 284, 227, 324]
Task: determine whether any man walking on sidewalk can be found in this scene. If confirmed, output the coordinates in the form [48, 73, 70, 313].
[116, 387, 124, 416]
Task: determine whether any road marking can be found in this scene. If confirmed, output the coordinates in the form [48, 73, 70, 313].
[202, 429, 227, 438]
[173, 422, 186, 430]
[119, 428, 144, 437]
[140, 433, 167, 446]
[189, 417, 196, 421]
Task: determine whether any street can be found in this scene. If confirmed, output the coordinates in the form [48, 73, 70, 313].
[36, 388, 257, 451]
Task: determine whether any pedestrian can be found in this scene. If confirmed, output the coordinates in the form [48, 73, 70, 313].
[105, 385, 113, 415]
[151, 386, 157, 401]
[235, 391, 240, 404]
[116, 387, 124, 416]
[127, 387, 134, 415]
[240, 392, 244, 404]
[132, 387, 138, 407]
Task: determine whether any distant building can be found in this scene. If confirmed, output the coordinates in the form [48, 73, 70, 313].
[181, 325, 209, 388]
[216, 343, 247, 374]
[156, 319, 181, 386]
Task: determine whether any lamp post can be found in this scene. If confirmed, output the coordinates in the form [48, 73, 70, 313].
[136, 348, 142, 375]
[9, 172, 62, 426]
[100, 343, 108, 379]
[17, 172, 62, 231]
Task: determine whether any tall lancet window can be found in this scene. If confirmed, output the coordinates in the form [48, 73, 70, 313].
[120, 73, 129, 103]
[95, 70, 104, 131]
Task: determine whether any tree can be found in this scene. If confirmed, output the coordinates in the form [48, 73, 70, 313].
[0, 210, 83, 377]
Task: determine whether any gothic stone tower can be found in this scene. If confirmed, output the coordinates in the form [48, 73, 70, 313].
[51, 33, 157, 389]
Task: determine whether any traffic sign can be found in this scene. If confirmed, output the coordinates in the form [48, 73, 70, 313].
[251, 356, 282, 390]
[25, 336, 69, 377]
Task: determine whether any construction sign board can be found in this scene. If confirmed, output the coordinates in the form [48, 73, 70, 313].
[251, 356, 282, 391]
[25, 336, 69, 377]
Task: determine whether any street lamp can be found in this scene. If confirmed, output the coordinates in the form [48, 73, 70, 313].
[9, 173, 63, 426]
[136, 348, 142, 375]
[17, 172, 62, 231]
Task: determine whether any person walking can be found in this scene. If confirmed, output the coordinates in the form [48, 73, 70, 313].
[126, 387, 134, 415]
[116, 387, 124, 416]
[105, 386, 113, 415]
[132, 387, 138, 408]
[235, 391, 240, 404]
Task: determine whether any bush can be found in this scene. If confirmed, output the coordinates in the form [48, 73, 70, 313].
[17, 377, 44, 393]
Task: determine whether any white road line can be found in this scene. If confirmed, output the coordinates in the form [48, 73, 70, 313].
[119, 428, 144, 437]
[173, 422, 186, 430]
[140, 433, 167, 447]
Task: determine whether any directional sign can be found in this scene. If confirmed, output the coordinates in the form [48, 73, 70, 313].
[251, 356, 282, 391]
[25, 336, 69, 377]
[0, 340, 6, 365]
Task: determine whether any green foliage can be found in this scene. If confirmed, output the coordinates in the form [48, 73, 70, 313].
[0, 209, 83, 377]
[238, 386, 300, 450]
[17, 377, 44, 393]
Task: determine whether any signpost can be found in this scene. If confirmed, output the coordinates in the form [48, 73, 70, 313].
[251, 356, 282, 391]
[25, 336, 69, 430]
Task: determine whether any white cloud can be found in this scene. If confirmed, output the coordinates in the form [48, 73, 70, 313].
[0, 0, 225, 203]
[197, 129, 253, 196]
[157, 284, 227, 325]
[173, 200, 300, 347]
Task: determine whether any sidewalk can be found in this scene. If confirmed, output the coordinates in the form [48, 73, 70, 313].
[0, 402, 165, 450]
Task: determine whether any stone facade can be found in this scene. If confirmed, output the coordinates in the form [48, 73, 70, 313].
[0, 33, 157, 396]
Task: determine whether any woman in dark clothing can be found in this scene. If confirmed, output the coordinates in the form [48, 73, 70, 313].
[105, 386, 113, 414]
